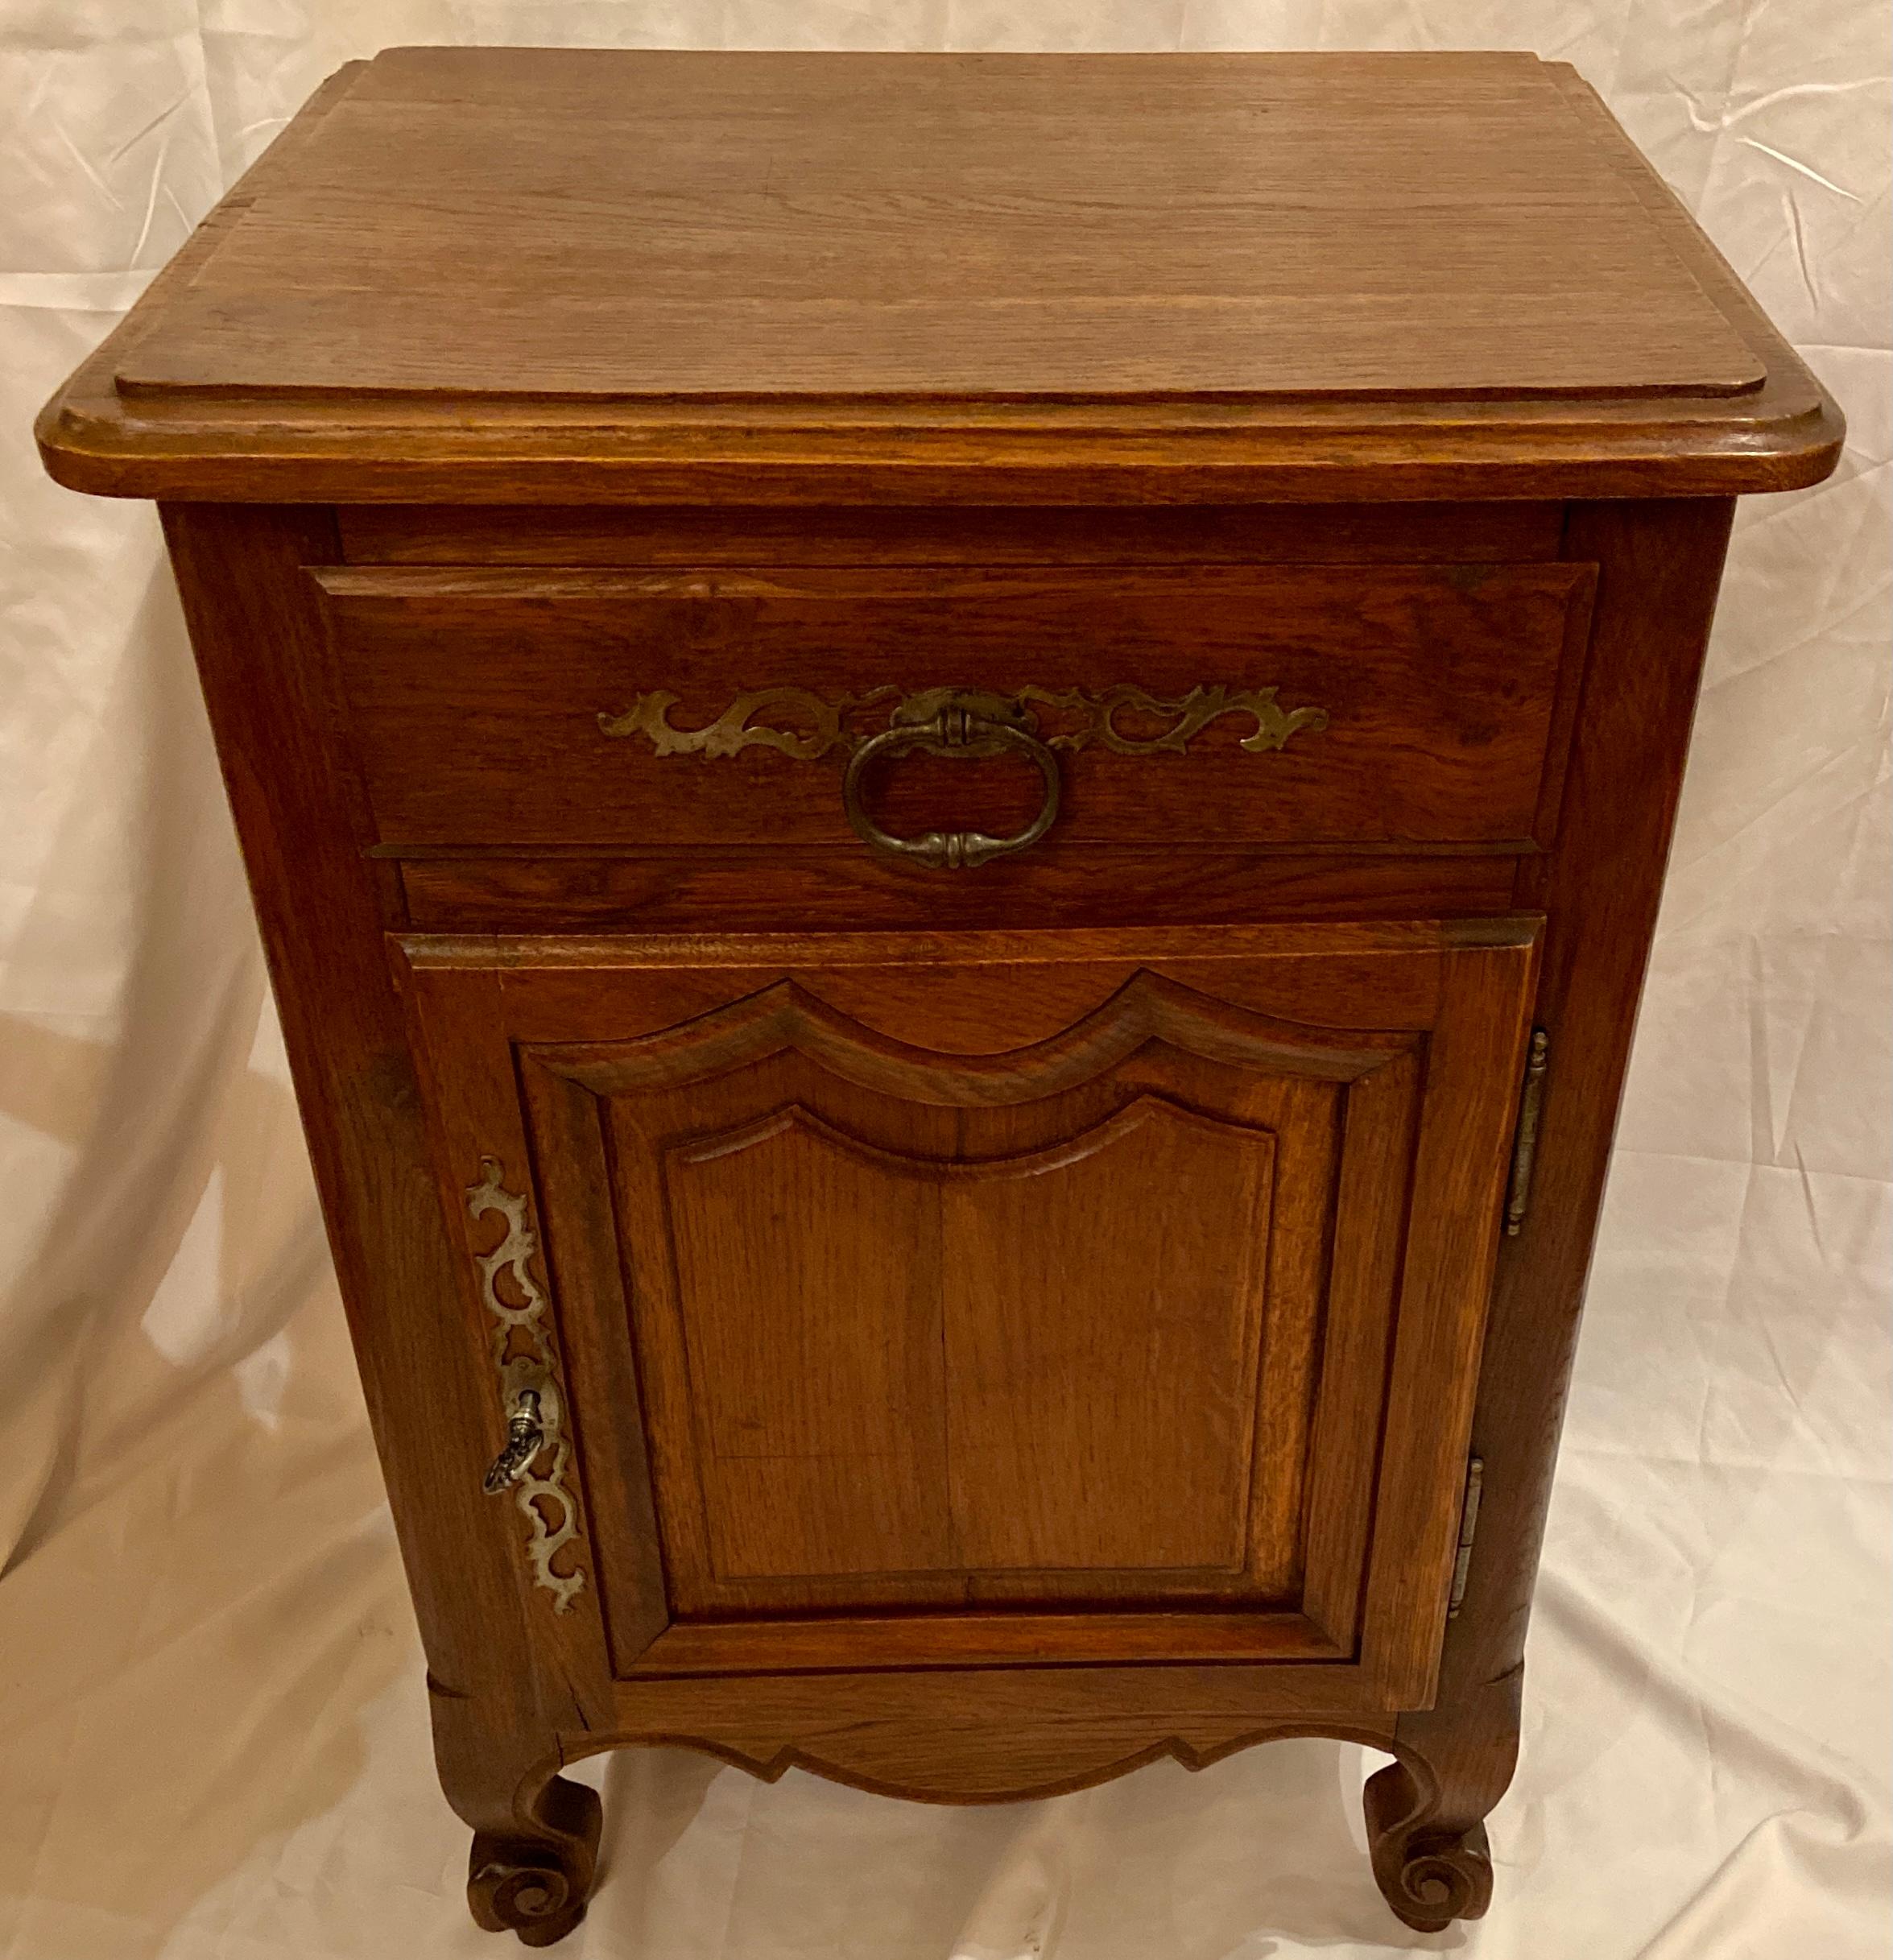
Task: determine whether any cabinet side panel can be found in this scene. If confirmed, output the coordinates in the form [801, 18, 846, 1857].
[158, 505, 607, 1747]
[1403, 500, 1735, 1764]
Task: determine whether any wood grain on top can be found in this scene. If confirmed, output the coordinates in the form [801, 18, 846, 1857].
[122, 48, 1759, 403]
[39, 49, 1843, 500]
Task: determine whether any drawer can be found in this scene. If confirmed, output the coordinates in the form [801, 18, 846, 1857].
[314, 563, 1597, 860]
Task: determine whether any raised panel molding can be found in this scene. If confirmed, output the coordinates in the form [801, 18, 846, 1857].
[486, 953, 1448, 1661]
[539, 967, 1418, 1103]
[667, 1091, 1271, 1182]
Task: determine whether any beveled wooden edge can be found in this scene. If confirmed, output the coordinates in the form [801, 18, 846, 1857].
[384, 840, 1536, 862]
[1299, 1048, 1422, 1650]
[1548, 65, 1847, 474]
[618, 1611, 1346, 1676]
[35, 60, 1842, 505]
[307, 559, 1601, 600]
[395, 917, 1544, 973]
[38, 387, 1845, 505]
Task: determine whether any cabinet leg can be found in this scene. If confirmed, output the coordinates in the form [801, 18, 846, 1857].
[1363, 1667, 1520, 1933]
[432, 1687, 603, 1947]
[466, 1772, 602, 1949]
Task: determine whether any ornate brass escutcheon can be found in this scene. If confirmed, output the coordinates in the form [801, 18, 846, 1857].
[597, 679, 1329, 868]
[466, 1157, 585, 1611]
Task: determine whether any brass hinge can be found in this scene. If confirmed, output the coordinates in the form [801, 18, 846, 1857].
[1447, 1456, 1485, 1619]
[1503, 1028, 1551, 1236]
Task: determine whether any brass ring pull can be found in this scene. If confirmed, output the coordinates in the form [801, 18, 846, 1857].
[841, 691, 1062, 869]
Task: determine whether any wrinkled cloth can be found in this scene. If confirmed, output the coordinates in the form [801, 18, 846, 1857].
[1, 6, 1887, 1958]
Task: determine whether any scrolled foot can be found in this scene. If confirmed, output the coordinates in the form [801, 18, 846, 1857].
[1364, 1759, 1494, 1933]
[468, 1776, 601, 1948]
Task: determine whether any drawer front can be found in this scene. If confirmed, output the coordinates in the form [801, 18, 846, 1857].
[316, 564, 1595, 858]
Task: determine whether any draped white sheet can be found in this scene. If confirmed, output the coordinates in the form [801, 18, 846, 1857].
[1, 7, 1886, 1957]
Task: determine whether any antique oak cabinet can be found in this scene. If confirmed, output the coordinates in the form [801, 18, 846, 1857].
[39, 48, 1841, 1946]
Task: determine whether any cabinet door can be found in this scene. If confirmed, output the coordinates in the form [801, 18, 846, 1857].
[396, 921, 1536, 1711]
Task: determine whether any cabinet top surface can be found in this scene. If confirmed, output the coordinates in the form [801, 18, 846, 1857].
[39, 47, 1841, 502]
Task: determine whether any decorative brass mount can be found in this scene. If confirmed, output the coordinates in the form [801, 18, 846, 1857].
[597, 681, 1329, 869]
[466, 1157, 585, 1612]
[598, 680, 1329, 762]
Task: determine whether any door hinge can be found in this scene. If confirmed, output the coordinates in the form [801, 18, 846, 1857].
[1503, 1028, 1551, 1236]
[1447, 1456, 1485, 1619]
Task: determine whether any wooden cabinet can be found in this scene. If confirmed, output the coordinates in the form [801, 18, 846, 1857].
[39, 46, 1840, 1949]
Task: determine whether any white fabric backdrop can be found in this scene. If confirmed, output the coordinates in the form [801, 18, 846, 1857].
[2, 7, 1887, 1958]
